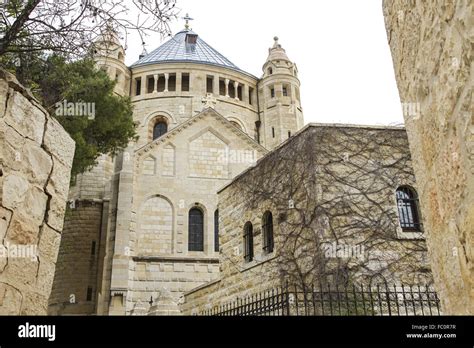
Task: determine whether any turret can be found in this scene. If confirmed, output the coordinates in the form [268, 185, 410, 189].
[92, 28, 130, 96]
[259, 37, 304, 149]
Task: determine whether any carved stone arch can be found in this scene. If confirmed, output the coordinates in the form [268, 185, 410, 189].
[226, 117, 247, 134]
[186, 201, 208, 217]
[142, 154, 157, 176]
[137, 194, 175, 256]
[161, 142, 176, 177]
[186, 202, 208, 253]
[265, 62, 277, 76]
[143, 110, 177, 126]
[146, 114, 173, 142]
[144, 111, 177, 142]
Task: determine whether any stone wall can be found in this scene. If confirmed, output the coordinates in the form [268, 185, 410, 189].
[382, 0, 473, 314]
[0, 69, 75, 315]
[103, 109, 267, 315]
[48, 201, 105, 315]
[183, 124, 433, 314]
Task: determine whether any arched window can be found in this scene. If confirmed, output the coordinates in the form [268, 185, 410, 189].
[153, 121, 168, 140]
[189, 208, 204, 251]
[396, 186, 422, 232]
[243, 222, 254, 262]
[262, 211, 274, 253]
[214, 210, 219, 252]
[268, 67, 273, 75]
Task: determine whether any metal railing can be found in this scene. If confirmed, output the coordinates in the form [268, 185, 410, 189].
[199, 283, 441, 316]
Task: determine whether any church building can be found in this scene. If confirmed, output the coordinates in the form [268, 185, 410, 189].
[48, 20, 304, 315]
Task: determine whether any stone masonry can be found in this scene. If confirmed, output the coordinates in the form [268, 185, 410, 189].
[383, 0, 473, 314]
[51, 27, 301, 315]
[0, 69, 75, 315]
[183, 124, 433, 314]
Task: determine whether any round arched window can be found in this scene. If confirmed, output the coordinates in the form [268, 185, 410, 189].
[189, 208, 204, 252]
[153, 121, 168, 140]
[396, 186, 422, 232]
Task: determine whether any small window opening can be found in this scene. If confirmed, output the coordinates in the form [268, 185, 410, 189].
[86, 287, 93, 301]
[135, 78, 142, 96]
[168, 74, 176, 92]
[91, 241, 96, 256]
[206, 76, 214, 93]
[147, 76, 154, 94]
[157, 75, 166, 92]
[219, 79, 226, 96]
[182, 73, 190, 92]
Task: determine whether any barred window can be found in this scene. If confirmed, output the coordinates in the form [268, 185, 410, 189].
[262, 211, 274, 253]
[396, 186, 422, 232]
[189, 208, 204, 251]
[214, 210, 219, 252]
[153, 121, 168, 140]
[243, 222, 254, 262]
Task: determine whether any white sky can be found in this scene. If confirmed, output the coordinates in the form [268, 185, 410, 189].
[124, 0, 404, 126]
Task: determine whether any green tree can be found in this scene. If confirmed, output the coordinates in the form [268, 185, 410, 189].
[16, 54, 138, 180]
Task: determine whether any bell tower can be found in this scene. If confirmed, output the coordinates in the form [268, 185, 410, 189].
[259, 37, 304, 149]
[92, 28, 130, 97]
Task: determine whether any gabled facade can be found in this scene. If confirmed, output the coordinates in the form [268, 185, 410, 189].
[182, 124, 433, 314]
[49, 27, 301, 315]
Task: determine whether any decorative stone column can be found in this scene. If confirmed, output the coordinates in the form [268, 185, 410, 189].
[164, 73, 169, 93]
[234, 81, 239, 101]
[275, 83, 283, 98]
[140, 76, 146, 95]
[224, 78, 230, 97]
[244, 85, 250, 104]
[153, 74, 158, 93]
[176, 73, 182, 92]
[213, 74, 219, 95]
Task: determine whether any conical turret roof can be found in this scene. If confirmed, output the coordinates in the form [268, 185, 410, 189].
[266, 36, 291, 63]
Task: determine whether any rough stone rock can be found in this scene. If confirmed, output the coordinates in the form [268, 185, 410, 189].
[0, 68, 75, 315]
[43, 117, 76, 167]
[2, 174, 30, 210]
[0, 283, 23, 315]
[4, 91, 45, 146]
[382, 0, 473, 314]
[6, 215, 40, 245]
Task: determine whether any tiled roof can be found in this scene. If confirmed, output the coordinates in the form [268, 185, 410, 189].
[131, 30, 243, 73]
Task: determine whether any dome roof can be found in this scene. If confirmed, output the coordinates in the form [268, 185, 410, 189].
[131, 30, 247, 74]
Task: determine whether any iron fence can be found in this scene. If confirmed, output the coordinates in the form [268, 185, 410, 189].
[199, 283, 441, 316]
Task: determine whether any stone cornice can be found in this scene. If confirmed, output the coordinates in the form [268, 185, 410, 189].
[135, 108, 268, 161]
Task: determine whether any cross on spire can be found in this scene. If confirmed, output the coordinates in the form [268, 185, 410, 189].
[183, 13, 194, 30]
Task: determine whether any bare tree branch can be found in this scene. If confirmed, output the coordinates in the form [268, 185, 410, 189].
[0, 0, 179, 56]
